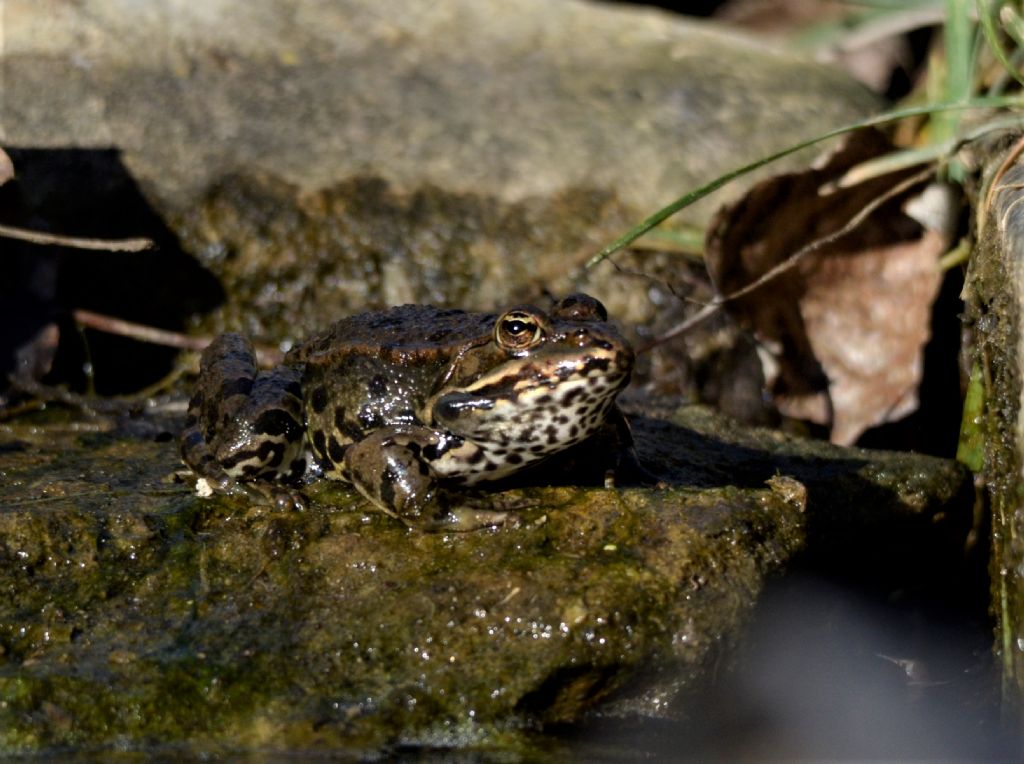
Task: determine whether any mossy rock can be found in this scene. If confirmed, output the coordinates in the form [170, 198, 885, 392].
[0, 403, 972, 757]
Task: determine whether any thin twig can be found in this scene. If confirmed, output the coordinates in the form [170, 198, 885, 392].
[637, 302, 721, 353]
[73, 309, 209, 351]
[0, 223, 154, 252]
[71, 309, 286, 367]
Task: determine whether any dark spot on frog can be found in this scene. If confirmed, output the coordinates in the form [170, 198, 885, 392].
[220, 376, 254, 399]
[182, 430, 204, 449]
[253, 410, 303, 440]
[334, 406, 364, 441]
[544, 424, 559, 444]
[369, 374, 388, 397]
[222, 439, 285, 470]
[312, 430, 328, 460]
[260, 440, 286, 467]
[379, 467, 399, 509]
[288, 457, 306, 479]
[310, 385, 329, 414]
[562, 387, 585, 406]
[421, 439, 460, 461]
[328, 435, 348, 463]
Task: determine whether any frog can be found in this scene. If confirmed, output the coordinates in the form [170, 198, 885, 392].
[180, 293, 636, 529]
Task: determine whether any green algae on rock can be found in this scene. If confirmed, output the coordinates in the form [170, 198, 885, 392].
[0, 424, 804, 755]
[0, 400, 976, 757]
[962, 139, 1024, 712]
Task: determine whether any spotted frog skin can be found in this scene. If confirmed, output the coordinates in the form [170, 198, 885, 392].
[180, 294, 635, 529]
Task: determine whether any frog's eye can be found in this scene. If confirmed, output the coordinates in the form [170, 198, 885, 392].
[495, 309, 545, 351]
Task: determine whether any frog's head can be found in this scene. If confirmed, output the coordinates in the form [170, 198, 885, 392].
[430, 294, 633, 455]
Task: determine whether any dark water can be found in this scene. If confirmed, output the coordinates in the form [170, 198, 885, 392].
[566, 572, 1021, 761]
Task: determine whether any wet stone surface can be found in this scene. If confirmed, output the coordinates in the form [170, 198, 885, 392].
[0, 404, 971, 757]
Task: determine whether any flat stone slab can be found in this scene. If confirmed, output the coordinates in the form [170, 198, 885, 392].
[3, 0, 878, 222]
[0, 403, 971, 757]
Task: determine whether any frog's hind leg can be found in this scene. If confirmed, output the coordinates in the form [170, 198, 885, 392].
[180, 333, 308, 508]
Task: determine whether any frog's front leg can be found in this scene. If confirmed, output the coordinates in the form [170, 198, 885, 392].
[342, 427, 510, 531]
[180, 333, 308, 509]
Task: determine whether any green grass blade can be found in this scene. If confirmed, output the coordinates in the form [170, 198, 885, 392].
[980, 0, 1024, 88]
[583, 95, 1023, 271]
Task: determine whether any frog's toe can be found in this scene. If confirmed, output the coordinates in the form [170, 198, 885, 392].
[457, 490, 536, 513]
[195, 477, 306, 512]
[242, 482, 306, 511]
[270, 486, 307, 512]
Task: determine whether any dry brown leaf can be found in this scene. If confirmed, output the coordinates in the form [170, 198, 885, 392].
[0, 149, 13, 187]
[12, 323, 60, 384]
[705, 129, 948, 444]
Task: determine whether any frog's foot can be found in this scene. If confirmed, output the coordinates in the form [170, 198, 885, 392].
[596, 407, 659, 487]
[193, 472, 307, 511]
[243, 481, 308, 512]
[413, 505, 518, 532]
[180, 332, 308, 509]
[342, 427, 512, 530]
[184, 416, 307, 512]
[397, 488, 533, 531]
[604, 448, 660, 488]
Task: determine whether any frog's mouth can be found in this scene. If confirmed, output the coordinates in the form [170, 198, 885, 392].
[430, 344, 633, 449]
[460, 343, 631, 398]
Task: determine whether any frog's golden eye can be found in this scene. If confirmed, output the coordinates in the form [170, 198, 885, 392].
[495, 308, 545, 351]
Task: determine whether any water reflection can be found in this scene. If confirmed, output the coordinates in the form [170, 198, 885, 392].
[569, 574, 1020, 760]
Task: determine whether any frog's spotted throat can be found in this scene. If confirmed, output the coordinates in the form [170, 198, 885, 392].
[180, 293, 636, 530]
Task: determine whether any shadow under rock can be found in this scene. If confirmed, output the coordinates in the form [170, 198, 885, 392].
[1, 147, 223, 396]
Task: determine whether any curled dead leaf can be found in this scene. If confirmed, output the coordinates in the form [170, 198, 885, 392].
[0, 149, 13, 187]
[705, 129, 950, 444]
